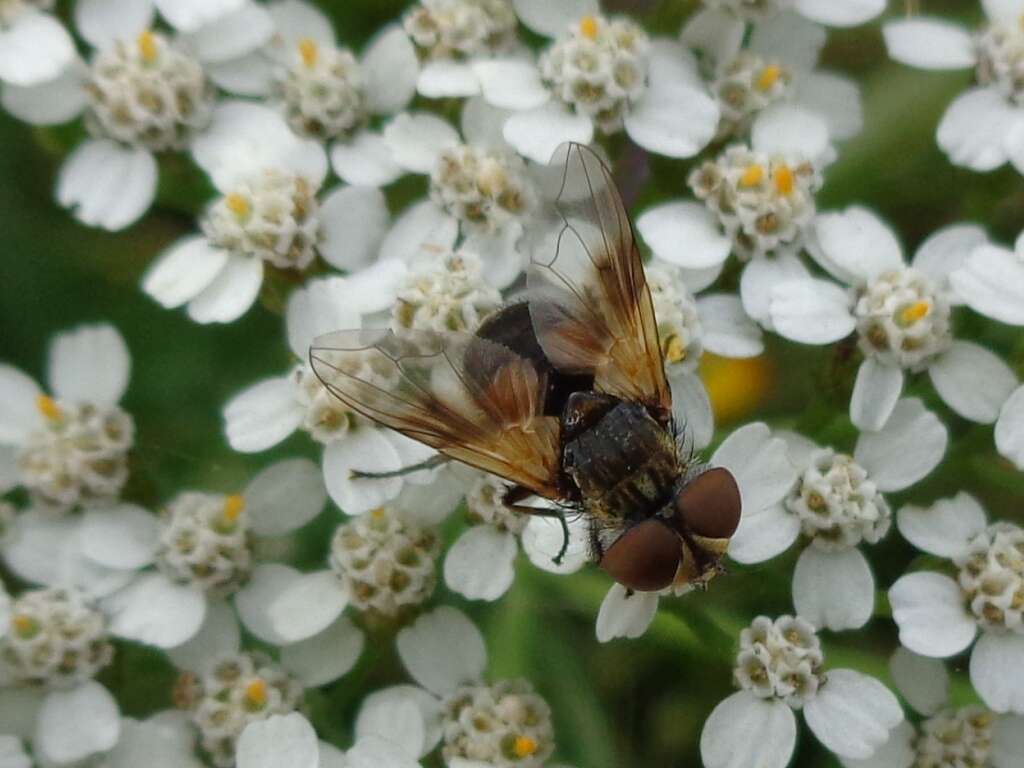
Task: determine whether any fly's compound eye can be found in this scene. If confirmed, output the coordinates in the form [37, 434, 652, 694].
[673, 467, 741, 540]
[599, 518, 681, 592]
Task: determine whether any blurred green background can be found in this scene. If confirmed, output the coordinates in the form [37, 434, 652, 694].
[2, 1, 1024, 766]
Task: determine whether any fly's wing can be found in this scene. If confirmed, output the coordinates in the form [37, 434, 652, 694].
[309, 329, 563, 498]
[526, 142, 671, 416]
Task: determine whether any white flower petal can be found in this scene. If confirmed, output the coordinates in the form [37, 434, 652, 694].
[512, 0, 598, 37]
[205, 51, 275, 96]
[984, 0, 1024, 23]
[0, 365, 41, 444]
[0, 735, 30, 768]
[166, 599, 240, 674]
[237, 713, 319, 768]
[361, 24, 418, 115]
[268, 570, 349, 644]
[2, 510, 75, 586]
[74, 0, 153, 49]
[728, 502, 800, 565]
[417, 60, 479, 98]
[812, 207, 904, 286]
[521, 514, 589, 574]
[48, 323, 130, 405]
[267, 0, 335, 47]
[80, 504, 158, 570]
[883, 18, 976, 70]
[752, 104, 831, 166]
[245, 458, 326, 537]
[223, 376, 303, 453]
[319, 185, 390, 271]
[793, 0, 884, 27]
[749, 12, 826, 72]
[286, 276, 364, 357]
[889, 571, 977, 658]
[855, 398, 947, 492]
[698, 295, 764, 358]
[234, 563, 302, 644]
[646, 39, 703, 90]
[793, 547, 874, 631]
[35, 683, 120, 765]
[2, 61, 87, 125]
[473, 58, 550, 110]
[281, 616, 364, 687]
[330, 131, 403, 187]
[105, 572, 206, 648]
[0, 446, 17, 493]
[379, 199, 459, 264]
[108, 714, 201, 768]
[680, 9, 744, 64]
[624, 82, 719, 159]
[637, 201, 731, 269]
[896, 492, 987, 559]
[929, 341, 1017, 423]
[804, 669, 903, 760]
[143, 236, 230, 310]
[793, 71, 863, 141]
[595, 584, 659, 642]
[502, 102, 592, 164]
[461, 95, 512, 148]
[888, 648, 949, 717]
[0, 12, 76, 86]
[770, 278, 855, 344]
[970, 632, 1024, 714]
[323, 430, 403, 515]
[669, 370, 714, 451]
[462, 224, 526, 290]
[937, 87, 1019, 172]
[951, 243, 1024, 324]
[186, 254, 264, 324]
[991, 714, 1024, 768]
[850, 358, 904, 432]
[996, 385, 1024, 469]
[347, 735, 422, 768]
[739, 254, 810, 326]
[444, 527, 517, 601]
[396, 606, 487, 696]
[357, 685, 442, 757]
[911, 224, 988, 292]
[701, 691, 797, 768]
[57, 139, 157, 231]
[154, 0, 244, 32]
[712, 423, 797, 514]
[0, 688, 43, 740]
[183, 3, 274, 63]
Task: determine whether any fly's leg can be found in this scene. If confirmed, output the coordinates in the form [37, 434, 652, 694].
[502, 485, 571, 566]
[350, 454, 449, 480]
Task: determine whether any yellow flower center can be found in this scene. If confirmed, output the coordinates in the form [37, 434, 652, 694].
[298, 38, 319, 68]
[579, 15, 599, 40]
[898, 300, 930, 326]
[513, 736, 538, 758]
[222, 494, 245, 523]
[772, 164, 795, 196]
[225, 193, 251, 218]
[137, 30, 159, 64]
[756, 64, 782, 91]
[35, 394, 62, 421]
[12, 614, 37, 638]
[244, 679, 268, 708]
[739, 164, 764, 188]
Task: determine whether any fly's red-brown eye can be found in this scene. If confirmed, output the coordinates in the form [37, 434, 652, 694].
[599, 518, 681, 592]
[673, 467, 741, 540]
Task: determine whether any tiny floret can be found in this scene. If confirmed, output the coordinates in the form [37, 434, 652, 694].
[430, 144, 533, 235]
[914, 706, 994, 768]
[277, 39, 366, 140]
[646, 264, 703, 371]
[391, 250, 502, 333]
[404, 0, 518, 60]
[955, 522, 1024, 633]
[734, 615, 826, 708]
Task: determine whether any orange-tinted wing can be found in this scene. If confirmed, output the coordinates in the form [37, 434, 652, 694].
[309, 329, 563, 498]
[526, 142, 671, 415]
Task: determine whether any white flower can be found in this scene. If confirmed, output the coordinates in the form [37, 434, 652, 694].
[2, 1, 274, 230]
[0, 324, 133, 511]
[950, 229, 1024, 326]
[839, 649, 1024, 768]
[383, 102, 535, 289]
[0, 1, 74, 87]
[768, 208, 1019, 430]
[0, 587, 122, 766]
[595, 422, 796, 642]
[883, 2, 1024, 173]
[890, 493, 1024, 714]
[682, 10, 863, 142]
[701, 615, 903, 768]
[474, 0, 719, 162]
[698, 0, 883, 27]
[357, 607, 560, 767]
[729, 408, 947, 631]
[996, 384, 1024, 470]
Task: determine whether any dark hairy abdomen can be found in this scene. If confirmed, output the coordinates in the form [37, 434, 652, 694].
[563, 402, 679, 522]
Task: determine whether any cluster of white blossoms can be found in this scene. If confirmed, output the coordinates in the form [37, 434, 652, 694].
[4, 1, 1024, 767]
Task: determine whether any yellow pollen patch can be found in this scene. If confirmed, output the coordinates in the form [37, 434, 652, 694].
[899, 300, 930, 326]
[772, 165, 795, 196]
[137, 30, 158, 64]
[701, 353, 773, 425]
[663, 335, 686, 364]
[579, 15, 599, 40]
[225, 193, 250, 218]
[756, 65, 782, 91]
[739, 164, 764, 188]
[35, 394, 62, 421]
[12, 614, 36, 637]
[514, 736, 538, 758]
[222, 494, 245, 522]
[298, 37, 319, 68]
[244, 679, 268, 707]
